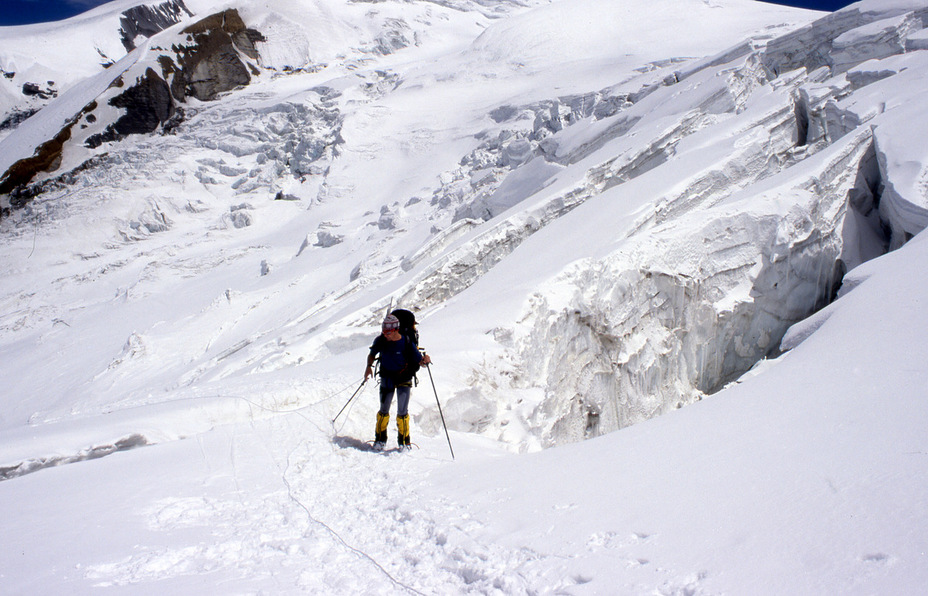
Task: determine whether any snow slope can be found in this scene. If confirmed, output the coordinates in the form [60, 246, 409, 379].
[2, 0, 928, 592]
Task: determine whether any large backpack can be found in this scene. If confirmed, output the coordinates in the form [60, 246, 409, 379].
[391, 309, 419, 346]
[391, 308, 421, 381]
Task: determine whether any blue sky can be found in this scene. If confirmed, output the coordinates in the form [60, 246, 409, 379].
[0, 0, 860, 27]
[1, 0, 110, 27]
[769, 0, 859, 10]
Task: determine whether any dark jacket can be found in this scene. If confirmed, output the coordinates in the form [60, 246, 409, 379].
[370, 334, 422, 384]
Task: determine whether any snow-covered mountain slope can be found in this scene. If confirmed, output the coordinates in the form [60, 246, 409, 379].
[2, 0, 928, 592]
[0, 0, 823, 440]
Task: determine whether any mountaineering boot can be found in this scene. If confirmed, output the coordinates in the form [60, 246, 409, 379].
[374, 412, 390, 451]
[397, 414, 411, 451]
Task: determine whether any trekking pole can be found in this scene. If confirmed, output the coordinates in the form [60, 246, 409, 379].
[426, 364, 455, 460]
[332, 378, 367, 424]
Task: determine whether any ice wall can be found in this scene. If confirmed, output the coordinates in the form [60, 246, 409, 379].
[506, 131, 872, 446]
[425, 2, 928, 448]
[762, 4, 928, 76]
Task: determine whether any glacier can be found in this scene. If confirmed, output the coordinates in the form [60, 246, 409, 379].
[1, 0, 926, 447]
[1, 0, 928, 592]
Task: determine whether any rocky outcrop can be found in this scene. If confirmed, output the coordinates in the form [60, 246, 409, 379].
[111, 68, 174, 135]
[120, 0, 194, 52]
[0, 125, 72, 201]
[5, 154, 110, 208]
[1, 9, 266, 210]
[0, 101, 97, 202]
[84, 9, 266, 149]
[0, 109, 38, 132]
[86, 68, 175, 148]
[22, 82, 58, 100]
[165, 9, 265, 102]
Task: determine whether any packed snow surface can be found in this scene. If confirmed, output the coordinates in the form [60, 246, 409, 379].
[2, 0, 928, 593]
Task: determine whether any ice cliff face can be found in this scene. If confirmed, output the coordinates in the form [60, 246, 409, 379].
[1, 0, 927, 451]
[413, 1, 928, 447]
[763, 2, 928, 75]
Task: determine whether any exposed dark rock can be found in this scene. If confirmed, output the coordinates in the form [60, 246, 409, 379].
[86, 68, 176, 148]
[0, 102, 99, 200]
[187, 43, 251, 101]
[120, 0, 194, 52]
[111, 67, 174, 135]
[183, 9, 265, 56]
[161, 106, 186, 135]
[96, 47, 116, 68]
[160, 55, 186, 102]
[168, 9, 266, 102]
[0, 108, 38, 132]
[2, 9, 264, 215]
[22, 82, 57, 99]
[7, 154, 111, 208]
[1, 128, 70, 198]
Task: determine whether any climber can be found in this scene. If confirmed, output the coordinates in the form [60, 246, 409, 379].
[365, 313, 430, 451]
